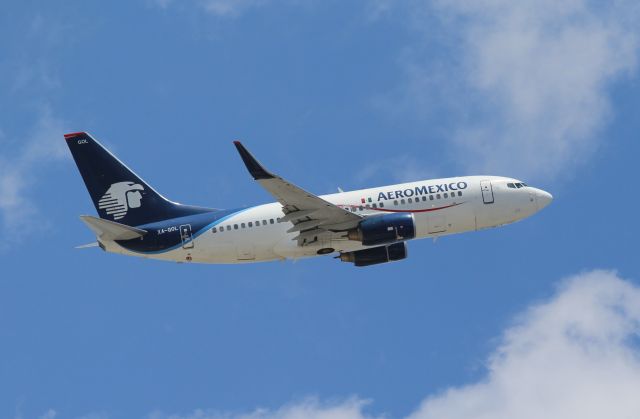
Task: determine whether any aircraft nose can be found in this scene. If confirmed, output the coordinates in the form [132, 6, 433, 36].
[535, 189, 553, 210]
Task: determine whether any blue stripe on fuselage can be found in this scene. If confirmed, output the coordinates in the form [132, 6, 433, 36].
[115, 207, 252, 254]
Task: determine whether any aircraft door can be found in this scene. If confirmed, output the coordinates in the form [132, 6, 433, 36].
[480, 180, 494, 204]
[180, 224, 194, 249]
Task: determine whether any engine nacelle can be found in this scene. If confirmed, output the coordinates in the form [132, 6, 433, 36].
[347, 213, 416, 246]
[339, 242, 408, 267]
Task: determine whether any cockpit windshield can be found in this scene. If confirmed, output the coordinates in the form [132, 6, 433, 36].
[507, 182, 527, 189]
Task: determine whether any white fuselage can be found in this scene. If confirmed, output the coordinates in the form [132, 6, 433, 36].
[101, 176, 552, 264]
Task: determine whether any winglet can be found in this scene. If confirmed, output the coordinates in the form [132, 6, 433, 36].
[233, 141, 275, 180]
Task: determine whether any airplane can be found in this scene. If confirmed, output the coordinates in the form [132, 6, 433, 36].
[65, 132, 552, 267]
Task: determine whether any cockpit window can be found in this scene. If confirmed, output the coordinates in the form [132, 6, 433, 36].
[508, 182, 528, 188]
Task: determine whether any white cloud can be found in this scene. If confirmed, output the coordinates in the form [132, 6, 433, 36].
[150, 0, 268, 17]
[0, 12, 71, 249]
[75, 412, 110, 419]
[364, 0, 395, 21]
[0, 105, 68, 247]
[390, 0, 640, 180]
[354, 155, 438, 185]
[148, 397, 379, 419]
[147, 0, 639, 179]
[150, 0, 174, 9]
[408, 269, 640, 419]
[200, 0, 267, 17]
[152, 270, 640, 419]
[38, 409, 57, 419]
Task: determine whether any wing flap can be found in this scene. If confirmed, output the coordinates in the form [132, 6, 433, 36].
[280, 209, 317, 223]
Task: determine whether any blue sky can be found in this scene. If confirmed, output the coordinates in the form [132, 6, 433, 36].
[2, 1, 640, 418]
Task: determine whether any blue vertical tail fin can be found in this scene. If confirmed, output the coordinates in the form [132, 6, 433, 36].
[65, 132, 211, 226]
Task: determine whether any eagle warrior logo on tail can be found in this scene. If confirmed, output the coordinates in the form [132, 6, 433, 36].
[98, 181, 144, 220]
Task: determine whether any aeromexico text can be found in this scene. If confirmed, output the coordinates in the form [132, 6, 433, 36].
[376, 181, 468, 201]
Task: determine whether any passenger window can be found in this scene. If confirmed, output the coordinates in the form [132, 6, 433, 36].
[444, 193, 448, 198]
[212, 227, 217, 233]
[262, 220, 267, 226]
[372, 203, 377, 208]
[379, 202, 384, 208]
[394, 200, 398, 206]
[226, 225, 231, 231]
[248, 222, 253, 227]
[401, 199, 406, 205]
[408, 198, 413, 203]
[277, 218, 281, 223]
[430, 195, 434, 201]
[270, 219, 274, 224]
[422, 196, 427, 202]
[255, 221, 260, 226]
[359, 206, 364, 211]
[241, 223, 246, 228]
[458, 191, 462, 197]
[234, 224, 238, 230]
[436, 194, 441, 199]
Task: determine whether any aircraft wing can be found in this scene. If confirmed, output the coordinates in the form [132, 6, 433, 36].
[233, 141, 362, 245]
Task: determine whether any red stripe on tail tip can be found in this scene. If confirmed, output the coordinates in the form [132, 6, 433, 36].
[64, 132, 86, 139]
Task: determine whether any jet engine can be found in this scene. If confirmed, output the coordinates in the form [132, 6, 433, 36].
[347, 213, 416, 246]
[339, 242, 408, 267]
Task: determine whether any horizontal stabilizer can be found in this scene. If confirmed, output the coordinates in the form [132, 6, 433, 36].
[80, 215, 147, 241]
[75, 242, 100, 249]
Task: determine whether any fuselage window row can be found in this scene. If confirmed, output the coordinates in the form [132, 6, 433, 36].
[212, 190, 466, 233]
[386, 192, 462, 208]
[212, 218, 279, 233]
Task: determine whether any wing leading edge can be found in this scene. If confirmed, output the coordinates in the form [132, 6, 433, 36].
[233, 141, 362, 246]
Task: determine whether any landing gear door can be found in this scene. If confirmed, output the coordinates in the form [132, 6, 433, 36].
[427, 215, 447, 234]
[236, 244, 255, 261]
[180, 224, 194, 249]
[480, 180, 494, 204]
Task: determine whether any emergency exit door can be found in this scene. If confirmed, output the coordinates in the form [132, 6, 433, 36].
[480, 180, 494, 204]
[180, 224, 194, 249]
